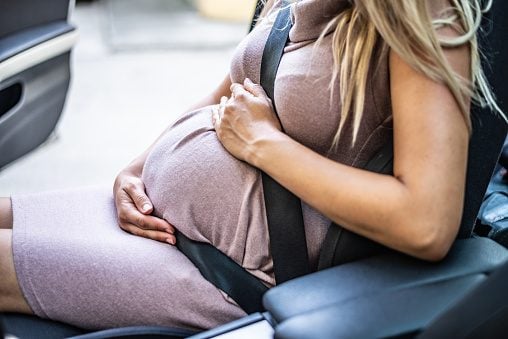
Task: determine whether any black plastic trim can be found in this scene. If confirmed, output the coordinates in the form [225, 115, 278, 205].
[1, 313, 85, 339]
[69, 326, 197, 339]
[189, 313, 268, 339]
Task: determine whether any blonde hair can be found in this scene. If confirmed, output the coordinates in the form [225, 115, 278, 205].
[260, 0, 504, 147]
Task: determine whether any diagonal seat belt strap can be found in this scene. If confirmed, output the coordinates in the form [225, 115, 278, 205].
[260, 2, 311, 284]
[317, 137, 394, 269]
[176, 1, 309, 314]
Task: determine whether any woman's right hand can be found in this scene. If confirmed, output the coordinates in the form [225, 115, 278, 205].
[113, 166, 176, 244]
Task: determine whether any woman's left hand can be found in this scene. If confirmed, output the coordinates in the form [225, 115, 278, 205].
[212, 78, 282, 164]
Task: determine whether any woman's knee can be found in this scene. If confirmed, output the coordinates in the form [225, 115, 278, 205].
[0, 229, 32, 314]
[0, 197, 13, 229]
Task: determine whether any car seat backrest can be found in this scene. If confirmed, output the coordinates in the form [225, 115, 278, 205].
[458, 0, 508, 238]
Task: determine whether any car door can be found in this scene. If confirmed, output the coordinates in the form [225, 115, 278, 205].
[0, 0, 77, 169]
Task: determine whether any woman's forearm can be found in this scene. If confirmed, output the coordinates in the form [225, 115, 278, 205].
[248, 132, 454, 261]
[248, 133, 409, 248]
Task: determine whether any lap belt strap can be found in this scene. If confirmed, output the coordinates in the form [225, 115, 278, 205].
[176, 233, 268, 314]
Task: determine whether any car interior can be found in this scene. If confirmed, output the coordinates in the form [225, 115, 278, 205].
[1, 0, 507, 338]
[0, 0, 76, 170]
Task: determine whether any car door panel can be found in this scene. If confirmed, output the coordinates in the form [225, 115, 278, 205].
[0, 0, 76, 169]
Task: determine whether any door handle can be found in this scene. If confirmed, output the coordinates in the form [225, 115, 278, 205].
[0, 82, 22, 121]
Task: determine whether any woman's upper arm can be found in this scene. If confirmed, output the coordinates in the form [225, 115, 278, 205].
[389, 39, 470, 258]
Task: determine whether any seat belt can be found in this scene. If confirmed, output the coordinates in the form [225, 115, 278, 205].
[318, 137, 394, 269]
[176, 1, 302, 313]
[260, 1, 311, 284]
[177, 0, 394, 313]
[176, 233, 268, 313]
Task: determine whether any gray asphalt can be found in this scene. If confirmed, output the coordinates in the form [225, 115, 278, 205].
[0, 0, 249, 195]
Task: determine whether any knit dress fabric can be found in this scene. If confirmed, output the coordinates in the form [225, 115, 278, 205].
[10, 0, 392, 331]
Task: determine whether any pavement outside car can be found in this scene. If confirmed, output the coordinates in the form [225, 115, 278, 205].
[0, 0, 250, 195]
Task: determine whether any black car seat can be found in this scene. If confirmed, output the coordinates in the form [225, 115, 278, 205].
[2, 0, 508, 338]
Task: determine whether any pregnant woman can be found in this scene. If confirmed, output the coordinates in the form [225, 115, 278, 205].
[0, 0, 502, 332]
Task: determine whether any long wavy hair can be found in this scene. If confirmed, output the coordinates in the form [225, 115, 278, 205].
[259, 0, 504, 146]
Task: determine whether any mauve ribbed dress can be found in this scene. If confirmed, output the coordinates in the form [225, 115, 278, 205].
[10, 0, 392, 331]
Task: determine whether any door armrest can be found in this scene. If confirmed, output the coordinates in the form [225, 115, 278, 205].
[274, 274, 485, 339]
[263, 237, 508, 323]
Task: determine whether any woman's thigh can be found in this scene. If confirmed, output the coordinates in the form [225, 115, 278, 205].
[9, 187, 245, 329]
[0, 229, 32, 314]
[0, 197, 13, 229]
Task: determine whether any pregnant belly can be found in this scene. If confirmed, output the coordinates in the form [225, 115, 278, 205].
[142, 107, 272, 276]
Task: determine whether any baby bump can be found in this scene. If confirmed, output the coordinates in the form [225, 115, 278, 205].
[142, 107, 271, 271]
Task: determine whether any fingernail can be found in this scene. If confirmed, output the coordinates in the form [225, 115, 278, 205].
[166, 238, 175, 245]
[245, 78, 252, 84]
[142, 203, 151, 212]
